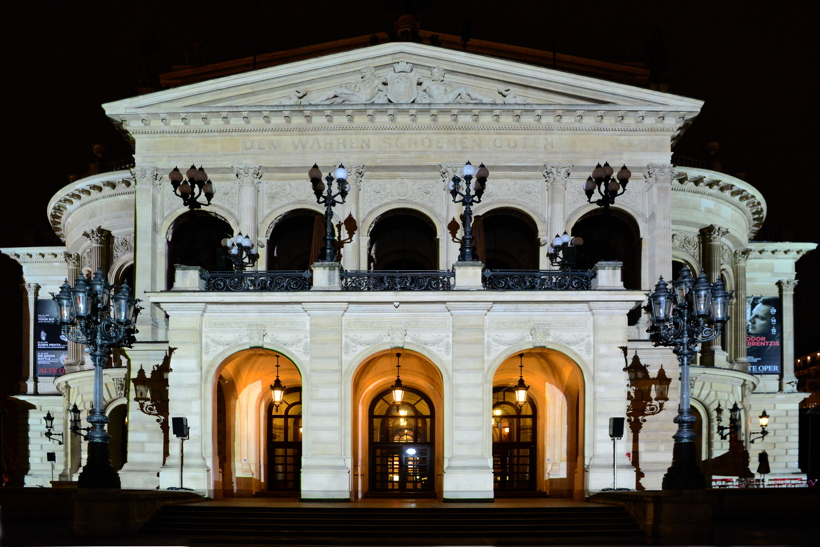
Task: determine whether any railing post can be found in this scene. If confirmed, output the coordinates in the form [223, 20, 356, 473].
[172, 265, 207, 291]
[591, 261, 624, 290]
[452, 261, 485, 290]
[311, 262, 342, 291]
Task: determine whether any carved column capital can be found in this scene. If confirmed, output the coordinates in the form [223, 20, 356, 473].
[542, 164, 573, 189]
[233, 165, 263, 191]
[23, 283, 40, 298]
[82, 226, 111, 245]
[776, 278, 798, 294]
[339, 164, 365, 191]
[439, 163, 463, 186]
[700, 225, 730, 243]
[64, 252, 81, 268]
[135, 166, 163, 188]
[644, 163, 676, 188]
[733, 249, 752, 264]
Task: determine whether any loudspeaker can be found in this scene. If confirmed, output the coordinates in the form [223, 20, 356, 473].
[47, 452, 56, 462]
[172, 417, 189, 438]
[609, 417, 625, 439]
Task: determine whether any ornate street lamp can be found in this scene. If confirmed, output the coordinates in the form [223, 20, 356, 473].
[308, 164, 349, 263]
[750, 410, 770, 443]
[646, 265, 731, 489]
[391, 353, 405, 404]
[69, 403, 90, 440]
[43, 411, 63, 445]
[716, 402, 741, 440]
[52, 269, 141, 488]
[270, 355, 286, 412]
[168, 165, 215, 210]
[448, 161, 490, 262]
[584, 162, 631, 209]
[514, 353, 529, 408]
[223, 233, 259, 271]
[547, 232, 584, 270]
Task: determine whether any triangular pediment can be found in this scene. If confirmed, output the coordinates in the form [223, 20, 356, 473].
[104, 42, 702, 115]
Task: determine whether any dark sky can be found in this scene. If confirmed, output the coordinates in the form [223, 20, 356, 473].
[2, 1, 818, 356]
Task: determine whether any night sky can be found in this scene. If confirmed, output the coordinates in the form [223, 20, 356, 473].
[1, 0, 817, 382]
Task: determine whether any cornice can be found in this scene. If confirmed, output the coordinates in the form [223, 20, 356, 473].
[673, 167, 765, 239]
[747, 242, 817, 260]
[47, 170, 135, 243]
[1, 248, 66, 265]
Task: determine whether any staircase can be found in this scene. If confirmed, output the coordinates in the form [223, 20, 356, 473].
[143, 504, 645, 545]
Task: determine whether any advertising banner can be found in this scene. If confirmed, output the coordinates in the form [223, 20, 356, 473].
[746, 296, 782, 375]
[35, 299, 68, 377]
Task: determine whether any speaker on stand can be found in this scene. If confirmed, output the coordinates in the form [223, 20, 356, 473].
[602, 417, 630, 491]
[168, 417, 193, 491]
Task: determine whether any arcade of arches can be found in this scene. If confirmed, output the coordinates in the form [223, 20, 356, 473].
[211, 347, 584, 499]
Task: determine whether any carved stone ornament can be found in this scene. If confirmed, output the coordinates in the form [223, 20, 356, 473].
[542, 164, 573, 189]
[83, 226, 111, 245]
[25, 283, 40, 299]
[135, 167, 163, 188]
[233, 166, 263, 191]
[776, 278, 798, 294]
[672, 232, 700, 256]
[531, 325, 550, 347]
[248, 327, 266, 348]
[64, 252, 81, 269]
[701, 225, 730, 244]
[386, 62, 420, 104]
[113, 233, 134, 260]
[644, 164, 676, 188]
[388, 327, 407, 349]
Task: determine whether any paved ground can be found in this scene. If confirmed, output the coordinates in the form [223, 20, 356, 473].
[2, 496, 815, 546]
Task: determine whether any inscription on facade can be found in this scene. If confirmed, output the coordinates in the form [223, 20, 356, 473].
[242, 135, 554, 153]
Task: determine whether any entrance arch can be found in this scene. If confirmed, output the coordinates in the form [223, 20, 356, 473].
[367, 209, 439, 270]
[351, 350, 443, 498]
[213, 348, 302, 497]
[491, 349, 585, 498]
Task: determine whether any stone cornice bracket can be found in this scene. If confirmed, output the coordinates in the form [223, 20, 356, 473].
[644, 163, 675, 189]
[82, 226, 111, 245]
[700, 225, 729, 243]
[542, 164, 573, 190]
[776, 279, 798, 293]
[338, 164, 365, 191]
[64, 252, 81, 268]
[135, 166, 163, 188]
[233, 165, 263, 191]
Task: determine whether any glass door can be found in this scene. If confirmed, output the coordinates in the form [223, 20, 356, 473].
[267, 388, 301, 492]
[492, 388, 536, 492]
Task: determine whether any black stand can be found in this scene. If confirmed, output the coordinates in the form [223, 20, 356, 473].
[168, 421, 193, 491]
[602, 435, 630, 492]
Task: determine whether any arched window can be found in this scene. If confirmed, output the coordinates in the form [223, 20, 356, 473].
[572, 210, 641, 289]
[267, 210, 323, 270]
[476, 208, 539, 269]
[166, 211, 232, 289]
[368, 209, 438, 270]
[369, 387, 435, 494]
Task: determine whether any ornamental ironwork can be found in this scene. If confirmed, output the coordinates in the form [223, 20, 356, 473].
[341, 270, 454, 291]
[202, 270, 312, 291]
[482, 270, 595, 290]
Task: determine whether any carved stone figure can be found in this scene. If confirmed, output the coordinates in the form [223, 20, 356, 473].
[275, 88, 307, 105]
[312, 67, 387, 104]
[498, 86, 527, 104]
[418, 65, 493, 103]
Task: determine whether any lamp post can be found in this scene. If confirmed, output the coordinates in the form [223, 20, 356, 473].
[43, 411, 64, 445]
[52, 268, 141, 488]
[168, 165, 214, 210]
[223, 233, 259, 271]
[308, 164, 349, 262]
[716, 402, 741, 441]
[646, 265, 731, 489]
[584, 162, 631, 209]
[547, 232, 584, 270]
[449, 161, 490, 262]
[750, 410, 770, 443]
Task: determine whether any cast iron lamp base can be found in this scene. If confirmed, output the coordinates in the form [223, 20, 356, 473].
[662, 442, 705, 490]
[77, 442, 121, 489]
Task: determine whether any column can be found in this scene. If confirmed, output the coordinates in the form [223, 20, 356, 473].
[339, 164, 364, 271]
[159, 304, 211, 493]
[645, 164, 675, 284]
[82, 226, 112, 274]
[301, 303, 350, 500]
[543, 164, 573, 269]
[119, 342, 170, 490]
[233, 166, 262, 271]
[732, 250, 751, 372]
[777, 279, 798, 392]
[586, 302, 636, 492]
[63, 252, 86, 373]
[23, 283, 39, 394]
[444, 302, 494, 500]
[700, 225, 729, 368]
[134, 167, 165, 340]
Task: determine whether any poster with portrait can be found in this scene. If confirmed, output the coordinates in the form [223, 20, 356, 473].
[746, 296, 782, 375]
[35, 299, 68, 377]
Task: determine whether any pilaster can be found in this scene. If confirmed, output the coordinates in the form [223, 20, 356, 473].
[776, 279, 798, 392]
[543, 164, 573, 270]
[339, 164, 364, 271]
[301, 303, 349, 500]
[234, 166, 262, 271]
[700, 225, 730, 368]
[82, 226, 112, 274]
[645, 164, 675, 284]
[444, 301, 494, 500]
[23, 282, 39, 394]
[63, 252, 86, 372]
[732, 250, 751, 372]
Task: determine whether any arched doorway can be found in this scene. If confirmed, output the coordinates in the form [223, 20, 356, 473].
[267, 387, 302, 492]
[368, 209, 439, 270]
[369, 386, 434, 494]
[266, 209, 323, 269]
[492, 388, 536, 492]
[571, 209, 641, 289]
[476, 208, 539, 269]
[107, 404, 128, 470]
[166, 211, 233, 289]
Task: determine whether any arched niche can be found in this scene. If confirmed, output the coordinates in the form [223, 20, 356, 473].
[571, 209, 641, 290]
[266, 209, 324, 270]
[367, 208, 439, 270]
[475, 207, 540, 269]
[165, 210, 233, 289]
[350, 350, 443, 498]
[491, 349, 584, 498]
[212, 348, 302, 497]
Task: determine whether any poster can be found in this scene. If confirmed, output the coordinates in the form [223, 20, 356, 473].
[746, 296, 781, 375]
[35, 299, 68, 377]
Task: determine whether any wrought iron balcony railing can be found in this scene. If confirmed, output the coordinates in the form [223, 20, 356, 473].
[483, 269, 595, 290]
[341, 270, 454, 291]
[202, 270, 312, 291]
